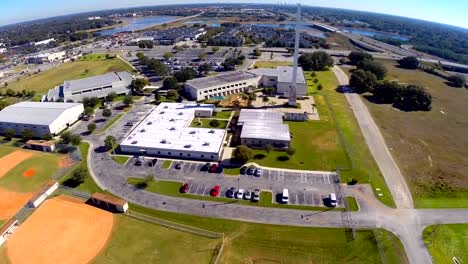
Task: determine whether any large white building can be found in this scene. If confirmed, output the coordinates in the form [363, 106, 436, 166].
[0, 102, 84, 137]
[184, 66, 307, 101]
[28, 51, 65, 64]
[43, 71, 133, 102]
[120, 103, 226, 161]
[238, 109, 291, 148]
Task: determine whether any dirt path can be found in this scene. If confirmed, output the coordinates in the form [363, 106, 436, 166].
[0, 151, 34, 178]
[6, 196, 114, 264]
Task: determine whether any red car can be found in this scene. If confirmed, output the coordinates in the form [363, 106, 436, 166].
[209, 164, 218, 173]
[210, 185, 220, 196]
[180, 183, 190, 193]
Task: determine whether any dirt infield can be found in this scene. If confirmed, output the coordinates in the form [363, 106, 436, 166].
[22, 169, 36, 178]
[0, 151, 34, 178]
[6, 196, 114, 264]
[0, 188, 31, 219]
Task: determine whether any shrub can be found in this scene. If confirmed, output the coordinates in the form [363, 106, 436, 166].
[447, 75, 466, 88]
[357, 59, 387, 80]
[209, 119, 220, 127]
[277, 155, 290, 161]
[398, 56, 419, 69]
[298, 51, 334, 71]
[87, 123, 97, 132]
[233, 145, 253, 163]
[394, 85, 432, 111]
[348, 51, 373, 65]
[286, 147, 296, 156]
[349, 69, 378, 93]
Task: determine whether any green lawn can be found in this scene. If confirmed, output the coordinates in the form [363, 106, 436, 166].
[7, 56, 133, 95]
[127, 178, 341, 211]
[60, 143, 103, 194]
[92, 215, 220, 264]
[253, 61, 293, 68]
[347, 60, 468, 208]
[95, 113, 124, 134]
[374, 229, 409, 264]
[213, 110, 232, 119]
[346, 196, 360, 211]
[190, 118, 228, 129]
[78, 53, 114, 61]
[161, 160, 172, 169]
[129, 203, 406, 263]
[424, 224, 468, 264]
[0, 145, 15, 158]
[0, 150, 62, 192]
[111, 155, 130, 165]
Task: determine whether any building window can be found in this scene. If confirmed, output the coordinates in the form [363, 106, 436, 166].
[211, 156, 214, 159]
[201, 155, 204, 158]
[179, 153, 182, 156]
[168, 152, 171, 155]
[157, 151, 160, 154]
[188, 154, 191, 157]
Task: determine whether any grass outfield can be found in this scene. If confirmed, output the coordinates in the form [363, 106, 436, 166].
[6, 56, 134, 95]
[0, 146, 15, 158]
[349, 60, 468, 208]
[92, 215, 220, 264]
[130, 203, 407, 263]
[424, 224, 468, 264]
[60, 143, 103, 194]
[0, 151, 62, 192]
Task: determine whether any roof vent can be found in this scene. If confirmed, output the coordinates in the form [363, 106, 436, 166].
[203, 142, 210, 146]
[131, 140, 138, 144]
[189, 131, 196, 134]
[184, 144, 191, 148]
[178, 112, 183, 115]
[147, 122, 153, 125]
[164, 106, 168, 109]
[160, 111, 165, 114]
[169, 118, 175, 122]
[140, 129, 146, 132]
[208, 130, 215, 133]
[161, 139, 166, 144]
[169, 127, 175, 131]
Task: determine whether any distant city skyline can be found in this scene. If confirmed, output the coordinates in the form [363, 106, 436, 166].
[0, 0, 467, 29]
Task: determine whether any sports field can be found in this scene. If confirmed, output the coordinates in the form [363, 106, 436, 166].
[4, 196, 114, 264]
[6, 55, 134, 96]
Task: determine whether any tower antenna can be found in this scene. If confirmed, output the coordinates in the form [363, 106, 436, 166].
[288, 3, 301, 106]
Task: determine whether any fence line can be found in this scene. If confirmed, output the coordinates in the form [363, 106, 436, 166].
[57, 186, 92, 200]
[126, 210, 223, 239]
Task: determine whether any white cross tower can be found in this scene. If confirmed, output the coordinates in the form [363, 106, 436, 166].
[288, 3, 301, 107]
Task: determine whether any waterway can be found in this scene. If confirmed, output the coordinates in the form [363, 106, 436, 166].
[345, 28, 410, 41]
[97, 16, 179, 36]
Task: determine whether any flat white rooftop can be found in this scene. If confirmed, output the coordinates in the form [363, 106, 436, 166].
[120, 103, 225, 154]
[238, 109, 290, 142]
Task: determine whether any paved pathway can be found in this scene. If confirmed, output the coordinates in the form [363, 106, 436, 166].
[78, 92, 468, 264]
[332, 66, 414, 210]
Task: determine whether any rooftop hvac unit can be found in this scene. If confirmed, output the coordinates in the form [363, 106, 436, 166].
[170, 118, 175, 122]
[203, 142, 210, 146]
[147, 122, 152, 125]
[184, 144, 191, 148]
[131, 140, 138, 144]
[161, 139, 167, 144]
[208, 130, 215, 133]
[140, 129, 146, 132]
[189, 131, 196, 134]
[159, 111, 165, 114]
[169, 127, 176, 131]
[164, 106, 168, 109]
[178, 112, 183, 115]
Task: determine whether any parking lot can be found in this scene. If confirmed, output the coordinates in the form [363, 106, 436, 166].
[124, 157, 342, 208]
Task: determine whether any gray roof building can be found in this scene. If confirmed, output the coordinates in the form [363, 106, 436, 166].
[238, 109, 290, 147]
[249, 66, 306, 85]
[186, 72, 258, 90]
[43, 71, 133, 102]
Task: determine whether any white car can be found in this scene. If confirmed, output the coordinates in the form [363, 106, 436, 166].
[244, 190, 252, 200]
[236, 189, 245, 199]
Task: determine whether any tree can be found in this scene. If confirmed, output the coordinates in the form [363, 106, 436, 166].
[21, 129, 33, 141]
[148, 59, 169, 76]
[43, 133, 53, 141]
[70, 134, 81, 145]
[163, 76, 179, 90]
[61, 131, 72, 144]
[102, 108, 112, 118]
[84, 106, 94, 116]
[265, 144, 273, 153]
[123, 95, 134, 106]
[198, 52, 207, 61]
[286, 147, 296, 156]
[5, 128, 15, 141]
[82, 97, 100, 108]
[130, 78, 150, 94]
[166, 90, 179, 100]
[262, 96, 269, 105]
[357, 59, 387, 80]
[372, 81, 403, 103]
[104, 135, 117, 151]
[447, 75, 466, 88]
[198, 63, 212, 74]
[107, 92, 118, 102]
[0, 101, 9, 111]
[298, 51, 334, 71]
[211, 46, 220, 53]
[398, 56, 419, 69]
[394, 85, 432, 111]
[136, 52, 145, 59]
[253, 48, 262, 57]
[233, 145, 253, 163]
[349, 69, 378, 93]
[71, 167, 87, 185]
[221, 58, 236, 71]
[173, 67, 197, 83]
[209, 119, 220, 127]
[348, 51, 373, 65]
[87, 123, 96, 133]
[163, 52, 173, 61]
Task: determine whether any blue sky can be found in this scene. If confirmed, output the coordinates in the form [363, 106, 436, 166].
[0, 0, 467, 29]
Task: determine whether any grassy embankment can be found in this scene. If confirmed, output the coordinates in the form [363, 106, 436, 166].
[424, 224, 468, 263]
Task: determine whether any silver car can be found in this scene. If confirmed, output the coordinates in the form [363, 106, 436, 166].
[252, 189, 260, 202]
[244, 190, 252, 200]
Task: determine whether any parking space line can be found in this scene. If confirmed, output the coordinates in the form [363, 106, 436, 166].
[310, 193, 315, 206]
[194, 184, 200, 194]
[268, 170, 271, 181]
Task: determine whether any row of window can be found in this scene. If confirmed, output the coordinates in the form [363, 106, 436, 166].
[71, 85, 114, 95]
[200, 82, 248, 94]
[153, 150, 214, 159]
[0, 124, 48, 130]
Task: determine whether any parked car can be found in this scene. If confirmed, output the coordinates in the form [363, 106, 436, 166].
[134, 156, 144, 166]
[236, 189, 245, 199]
[282, 189, 289, 204]
[254, 168, 263, 177]
[329, 193, 337, 207]
[227, 187, 236, 198]
[175, 163, 182, 169]
[201, 162, 211, 171]
[244, 190, 252, 200]
[252, 189, 260, 202]
[209, 164, 218, 173]
[247, 167, 255, 175]
[216, 164, 224, 173]
[211, 185, 220, 196]
[180, 183, 190, 193]
[240, 166, 248, 175]
[148, 158, 157, 167]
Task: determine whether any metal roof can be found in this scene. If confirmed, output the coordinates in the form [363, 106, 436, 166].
[185, 71, 259, 90]
[63, 71, 132, 92]
[249, 66, 306, 84]
[239, 109, 290, 141]
[0, 102, 83, 126]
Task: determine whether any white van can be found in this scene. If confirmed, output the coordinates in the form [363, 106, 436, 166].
[329, 193, 337, 207]
[282, 189, 289, 204]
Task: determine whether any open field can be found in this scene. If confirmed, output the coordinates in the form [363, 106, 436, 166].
[190, 118, 228, 129]
[2, 196, 114, 264]
[423, 224, 468, 264]
[326, 32, 359, 51]
[92, 215, 220, 264]
[0, 151, 34, 178]
[353, 59, 468, 208]
[6, 56, 134, 95]
[130, 203, 407, 263]
[127, 178, 344, 211]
